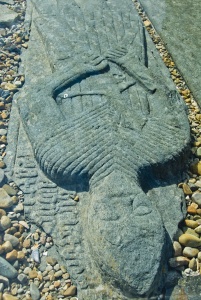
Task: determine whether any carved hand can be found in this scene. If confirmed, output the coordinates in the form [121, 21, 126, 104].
[106, 46, 129, 66]
[81, 52, 108, 73]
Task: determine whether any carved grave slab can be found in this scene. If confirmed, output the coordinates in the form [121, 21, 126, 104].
[6, 0, 190, 299]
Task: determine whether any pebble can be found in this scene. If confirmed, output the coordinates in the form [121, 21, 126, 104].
[0, 209, 6, 218]
[179, 234, 201, 247]
[0, 257, 17, 279]
[13, 203, 23, 213]
[28, 270, 38, 279]
[2, 241, 13, 253]
[63, 285, 77, 297]
[182, 183, 192, 195]
[184, 219, 199, 229]
[17, 274, 27, 285]
[183, 227, 199, 237]
[191, 162, 201, 175]
[54, 270, 62, 278]
[183, 247, 199, 258]
[195, 225, 201, 234]
[46, 257, 57, 266]
[191, 192, 201, 207]
[0, 276, 9, 287]
[2, 185, 17, 197]
[0, 216, 11, 230]
[2, 294, 19, 300]
[4, 234, 19, 247]
[30, 283, 40, 300]
[189, 258, 197, 271]
[0, 189, 13, 208]
[0, 162, 6, 169]
[6, 249, 18, 262]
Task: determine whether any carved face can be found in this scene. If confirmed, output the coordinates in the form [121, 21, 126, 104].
[86, 172, 165, 297]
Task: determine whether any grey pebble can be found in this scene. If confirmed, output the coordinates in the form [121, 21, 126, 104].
[192, 192, 201, 207]
[4, 233, 19, 247]
[46, 265, 53, 272]
[30, 282, 40, 300]
[17, 273, 28, 285]
[54, 263, 60, 271]
[23, 267, 31, 275]
[0, 169, 5, 186]
[0, 129, 7, 136]
[0, 275, 9, 287]
[0, 256, 18, 278]
[17, 287, 24, 294]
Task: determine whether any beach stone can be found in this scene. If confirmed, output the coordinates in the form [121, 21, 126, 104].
[189, 258, 197, 271]
[195, 225, 201, 234]
[198, 252, 201, 261]
[191, 162, 201, 176]
[17, 273, 27, 285]
[0, 257, 17, 278]
[2, 185, 17, 197]
[22, 239, 31, 248]
[63, 286, 77, 297]
[13, 203, 23, 213]
[0, 162, 5, 169]
[0, 216, 11, 231]
[28, 270, 38, 279]
[183, 228, 199, 238]
[0, 189, 13, 209]
[179, 234, 201, 248]
[0, 209, 6, 219]
[187, 204, 197, 215]
[17, 251, 25, 260]
[6, 250, 18, 262]
[0, 276, 9, 287]
[2, 294, 19, 300]
[30, 283, 40, 300]
[182, 183, 192, 195]
[4, 234, 19, 247]
[173, 241, 182, 257]
[169, 257, 189, 268]
[184, 220, 199, 229]
[54, 270, 62, 278]
[2, 241, 13, 253]
[192, 192, 201, 207]
[183, 247, 199, 258]
[0, 6, 19, 28]
[46, 256, 57, 266]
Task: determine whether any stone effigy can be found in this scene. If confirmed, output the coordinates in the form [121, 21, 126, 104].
[6, 0, 190, 299]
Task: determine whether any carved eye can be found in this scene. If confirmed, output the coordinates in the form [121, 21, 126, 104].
[113, 73, 125, 80]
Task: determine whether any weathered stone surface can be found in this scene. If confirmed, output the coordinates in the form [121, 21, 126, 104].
[5, 0, 190, 298]
[0, 5, 19, 28]
[139, 0, 201, 106]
